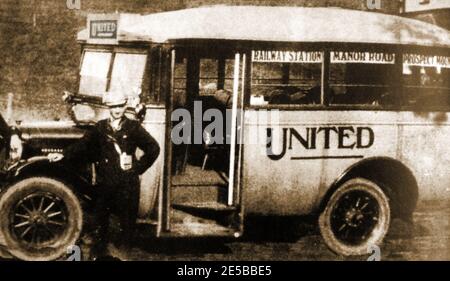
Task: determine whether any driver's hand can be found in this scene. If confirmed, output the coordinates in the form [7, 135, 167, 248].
[10, 134, 23, 161]
[48, 153, 64, 162]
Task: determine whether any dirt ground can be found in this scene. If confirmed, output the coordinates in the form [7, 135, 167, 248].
[98, 200, 450, 261]
[0, 200, 448, 261]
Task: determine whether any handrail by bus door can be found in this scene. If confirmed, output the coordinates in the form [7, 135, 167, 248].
[228, 52, 246, 206]
[159, 46, 175, 234]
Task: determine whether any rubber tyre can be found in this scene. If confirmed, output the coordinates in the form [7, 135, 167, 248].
[319, 178, 390, 256]
[0, 177, 83, 261]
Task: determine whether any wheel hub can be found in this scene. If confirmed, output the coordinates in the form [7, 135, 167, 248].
[11, 192, 68, 246]
[329, 188, 382, 245]
[345, 208, 364, 227]
[29, 212, 47, 225]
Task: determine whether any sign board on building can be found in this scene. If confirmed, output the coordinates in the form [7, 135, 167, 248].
[404, 0, 450, 13]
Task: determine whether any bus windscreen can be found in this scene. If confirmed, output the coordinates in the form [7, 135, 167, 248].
[79, 50, 148, 102]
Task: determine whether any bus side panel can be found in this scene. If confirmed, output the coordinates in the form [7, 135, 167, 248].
[398, 112, 450, 200]
[243, 110, 320, 216]
[242, 110, 400, 216]
[314, 111, 401, 207]
[137, 106, 166, 218]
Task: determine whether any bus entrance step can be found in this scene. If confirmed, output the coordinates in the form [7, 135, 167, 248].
[165, 222, 237, 238]
[172, 202, 237, 213]
[166, 209, 239, 238]
[172, 184, 226, 204]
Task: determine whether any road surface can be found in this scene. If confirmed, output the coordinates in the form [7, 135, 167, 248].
[1, 200, 448, 261]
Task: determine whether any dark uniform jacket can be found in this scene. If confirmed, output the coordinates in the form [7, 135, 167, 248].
[0, 114, 11, 148]
[64, 117, 160, 187]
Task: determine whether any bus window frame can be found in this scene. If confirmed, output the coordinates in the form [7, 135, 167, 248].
[78, 44, 163, 104]
[245, 44, 450, 112]
[247, 44, 327, 109]
[400, 46, 450, 112]
[172, 46, 245, 105]
[79, 42, 450, 112]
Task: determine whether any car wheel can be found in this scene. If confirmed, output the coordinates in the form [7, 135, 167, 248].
[319, 178, 390, 256]
[0, 177, 83, 261]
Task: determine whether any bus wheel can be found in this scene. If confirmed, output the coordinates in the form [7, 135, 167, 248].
[0, 177, 83, 261]
[319, 178, 390, 256]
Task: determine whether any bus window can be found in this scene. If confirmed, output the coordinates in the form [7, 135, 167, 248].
[172, 55, 236, 107]
[79, 51, 112, 96]
[199, 59, 218, 96]
[329, 51, 397, 106]
[199, 58, 236, 96]
[173, 57, 187, 107]
[403, 54, 450, 109]
[109, 53, 148, 102]
[250, 50, 322, 106]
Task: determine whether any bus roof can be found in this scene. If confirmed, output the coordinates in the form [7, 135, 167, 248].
[78, 5, 450, 48]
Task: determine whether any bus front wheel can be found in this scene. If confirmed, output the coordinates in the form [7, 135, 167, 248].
[0, 177, 83, 261]
[319, 178, 390, 256]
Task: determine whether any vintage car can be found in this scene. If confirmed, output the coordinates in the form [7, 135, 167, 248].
[0, 95, 96, 260]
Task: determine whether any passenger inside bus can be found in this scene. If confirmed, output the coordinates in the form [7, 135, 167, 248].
[171, 55, 234, 177]
[404, 65, 450, 108]
[329, 60, 397, 106]
[251, 61, 323, 105]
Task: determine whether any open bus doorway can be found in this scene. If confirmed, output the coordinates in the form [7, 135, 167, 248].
[163, 47, 246, 237]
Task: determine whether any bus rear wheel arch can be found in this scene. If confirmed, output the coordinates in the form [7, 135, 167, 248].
[319, 177, 390, 256]
[324, 158, 419, 221]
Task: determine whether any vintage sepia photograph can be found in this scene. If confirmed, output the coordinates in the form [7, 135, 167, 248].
[0, 0, 449, 266]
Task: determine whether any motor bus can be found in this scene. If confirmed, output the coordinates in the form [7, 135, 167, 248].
[0, 5, 450, 260]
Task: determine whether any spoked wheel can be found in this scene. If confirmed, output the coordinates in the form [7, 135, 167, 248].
[11, 192, 69, 247]
[0, 177, 83, 261]
[319, 178, 390, 256]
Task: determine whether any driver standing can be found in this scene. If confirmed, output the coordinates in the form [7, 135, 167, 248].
[48, 92, 160, 259]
